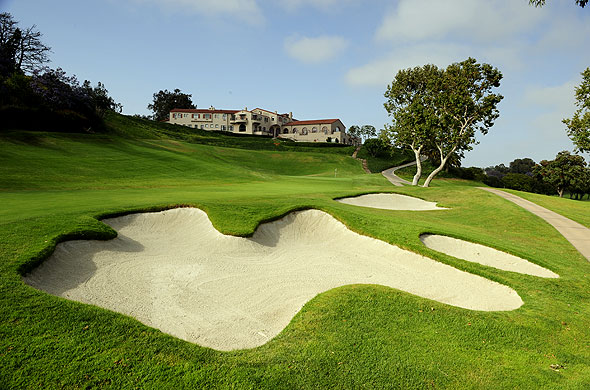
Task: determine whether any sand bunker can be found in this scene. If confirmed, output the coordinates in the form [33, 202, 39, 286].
[336, 193, 446, 211]
[25, 208, 523, 351]
[421, 234, 559, 278]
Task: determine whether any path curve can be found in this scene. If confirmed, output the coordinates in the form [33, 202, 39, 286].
[382, 157, 426, 186]
[480, 187, 590, 261]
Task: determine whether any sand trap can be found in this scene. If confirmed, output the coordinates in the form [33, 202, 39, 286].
[25, 208, 522, 351]
[336, 193, 446, 211]
[421, 234, 559, 278]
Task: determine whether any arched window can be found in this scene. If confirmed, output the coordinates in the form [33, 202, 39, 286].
[302, 127, 308, 135]
[322, 126, 328, 134]
[335, 127, 340, 132]
[312, 127, 318, 133]
[293, 128, 297, 134]
[283, 128, 289, 134]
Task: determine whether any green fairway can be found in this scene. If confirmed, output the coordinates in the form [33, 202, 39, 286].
[2, 116, 590, 389]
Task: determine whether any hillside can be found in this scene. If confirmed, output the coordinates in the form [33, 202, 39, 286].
[2, 114, 590, 389]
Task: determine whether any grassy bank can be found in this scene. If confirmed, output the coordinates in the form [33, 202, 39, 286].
[1, 115, 590, 389]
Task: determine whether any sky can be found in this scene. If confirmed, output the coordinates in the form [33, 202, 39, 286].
[3, 0, 589, 167]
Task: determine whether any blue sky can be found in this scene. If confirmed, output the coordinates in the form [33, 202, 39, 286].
[3, 0, 589, 167]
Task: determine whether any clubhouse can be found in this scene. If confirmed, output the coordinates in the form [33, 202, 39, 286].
[168, 106, 359, 145]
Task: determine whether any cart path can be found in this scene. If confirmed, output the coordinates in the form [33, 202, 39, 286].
[480, 187, 590, 261]
[382, 159, 425, 186]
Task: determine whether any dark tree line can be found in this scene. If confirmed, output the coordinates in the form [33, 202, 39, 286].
[484, 153, 590, 199]
[0, 13, 121, 132]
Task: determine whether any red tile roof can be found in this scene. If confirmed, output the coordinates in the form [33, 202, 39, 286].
[170, 108, 239, 114]
[283, 119, 341, 126]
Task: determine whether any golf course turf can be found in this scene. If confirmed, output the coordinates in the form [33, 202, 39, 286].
[1, 114, 590, 389]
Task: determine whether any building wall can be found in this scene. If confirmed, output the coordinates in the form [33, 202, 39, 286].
[169, 110, 235, 132]
[169, 108, 356, 144]
[278, 120, 346, 143]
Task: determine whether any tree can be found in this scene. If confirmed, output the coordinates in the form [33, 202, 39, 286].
[509, 158, 536, 174]
[534, 150, 587, 197]
[82, 80, 123, 118]
[383, 64, 442, 185]
[0, 12, 50, 75]
[360, 125, 377, 142]
[363, 138, 387, 157]
[529, 0, 588, 7]
[563, 67, 590, 152]
[148, 88, 195, 122]
[348, 125, 361, 139]
[422, 58, 503, 187]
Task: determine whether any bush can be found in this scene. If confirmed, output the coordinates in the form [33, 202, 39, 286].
[483, 175, 503, 188]
[501, 172, 536, 192]
[363, 138, 387, 157]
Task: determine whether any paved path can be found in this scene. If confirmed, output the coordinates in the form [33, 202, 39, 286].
[352, 146, 371, 174]
[382, 158, 426, 186]
[480, 187, 590, 261]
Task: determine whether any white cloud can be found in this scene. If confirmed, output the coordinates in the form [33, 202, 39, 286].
[345, 43, 466, 87]
[284, 35, 348, 64]
[278, 0, 357, 11]
[375, 0, 545, 43]
[131, 0, 264, 24]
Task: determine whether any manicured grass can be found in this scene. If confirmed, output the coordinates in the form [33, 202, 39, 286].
[2, 116, 590, 389]
[502, 189, 590, 229]
[356, 146, 413, 173]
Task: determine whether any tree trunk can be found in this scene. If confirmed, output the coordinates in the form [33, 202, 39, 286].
[558, 188, 564, 198]
[423, 146, 454, 188]
[411, 146, 423, 186]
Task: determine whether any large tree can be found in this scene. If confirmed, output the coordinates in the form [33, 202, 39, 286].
[0, 12, 50, 75]
[148, 88, 195, 122]
[529, 0, 588, 7]
[383, 64, 442, 185]
[422, 58, 503, 187]
[563, 67, 590, 152]
[534, 151, 587, 197]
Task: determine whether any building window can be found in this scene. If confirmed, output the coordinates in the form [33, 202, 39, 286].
[215, 124, 219, 128]
[221, 125, 226, 131]
[302, 127, 308, 135]
[214, 114, 219, 119]
[201, 125, 204, 129]
[222, 114, 226, 119]
[283, 128, 289, 134]
[230, 125, 234, 131]
[322, 126, 328, 134]
[312, 127, 318, 133]
[292, 128, 297, 134]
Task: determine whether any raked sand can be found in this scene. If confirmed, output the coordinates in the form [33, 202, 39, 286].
[421, 234, 559, 278]
[24, 208, 522, 351]
[336, 193, 446, 211]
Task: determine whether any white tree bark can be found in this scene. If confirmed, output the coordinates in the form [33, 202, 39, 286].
[423, 145, 456, 187]
[411, 145, 423, 186]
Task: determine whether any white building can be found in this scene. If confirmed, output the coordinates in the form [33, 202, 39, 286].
[168, 106, 359, 145]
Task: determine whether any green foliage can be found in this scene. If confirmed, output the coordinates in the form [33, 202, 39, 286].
[383, 64, 440, 154]
[362, 137, 387, 157]
[356, 144, 413, 173]
[563, 67, 590, 152]
[534, 150, 588, 197]
[147, 88, 195, 121]
[501, 172, 536, 193]
[383, 58, 503, 187]
[509, 158, 536, 174]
